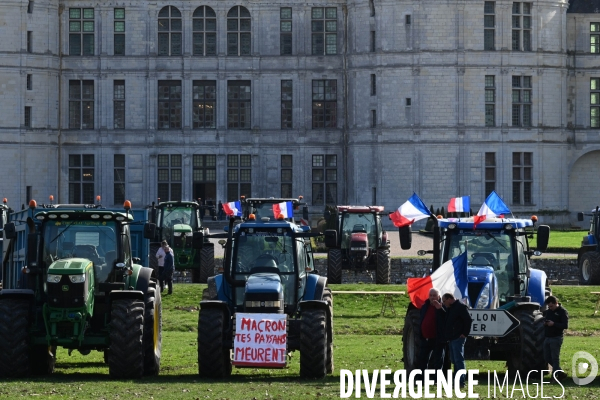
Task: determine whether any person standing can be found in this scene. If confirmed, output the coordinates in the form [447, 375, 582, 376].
[218, 200, 224, 221]
[156, 240, 168, 292]
[442, 293, 472, 388]
[418, 288, 446, 371]
[543, 295, 569, 382]
[161, 245, 175, 294]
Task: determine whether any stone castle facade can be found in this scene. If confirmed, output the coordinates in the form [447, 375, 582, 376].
[0, 0, 598, 225]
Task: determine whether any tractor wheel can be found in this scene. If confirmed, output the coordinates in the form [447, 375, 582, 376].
[579, 252, 600, 285]
[0, 299, 30, 378]
[108, 299, 145, 379]
[143, 285, 162, 376]
[198, 245, 215, 284]
[327, 249, 342, 284]
[506, 308, 546, 375]
[197, 308, 231, 378]
[323, 287, 334, 374]
[376, 249, 391, 284]
[300, 308, 328, 379]
[150, 243, 161, 277]
[402, 308, 421, 373]
[29, 345, 57, 375]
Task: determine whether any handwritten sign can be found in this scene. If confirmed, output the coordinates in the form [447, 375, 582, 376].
[233, 313, 287, 368]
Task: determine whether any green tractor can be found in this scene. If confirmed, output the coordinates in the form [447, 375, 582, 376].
[148, 201, 215, 283]
[0, 201, 161, 378]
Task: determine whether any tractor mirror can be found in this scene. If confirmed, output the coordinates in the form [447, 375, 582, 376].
[324, 230, 337, 248]
[143, 223, 156, 240]
[27, 233, 39, 267]
[577, 212, 584, 222]
[536, 225, 550, 252]
[303, 206, 309, 221]
[3, 222, 16, 239]
[399, 226, 412, 250]
[193, 231, 204, 249]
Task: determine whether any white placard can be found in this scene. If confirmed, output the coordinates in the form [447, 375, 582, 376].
[233, 313, 287, 367]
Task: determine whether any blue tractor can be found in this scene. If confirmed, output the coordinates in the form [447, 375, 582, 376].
[400, 216, 550, 375]
[198, 213, 333, 379]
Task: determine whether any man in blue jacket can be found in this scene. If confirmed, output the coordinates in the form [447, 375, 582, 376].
[543, 295, 569, 382]
[442, 293, 472, 388]
[418, 288, 446, 371]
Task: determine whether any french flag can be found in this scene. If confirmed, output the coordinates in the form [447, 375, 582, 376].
[223, 201, 242, 217]
[448, 196, 470, 213]
[474, 191, 511, 226]
[273, 201, 294, 219]
[407, 252, 469, 308]
[390, 193, 430, 228]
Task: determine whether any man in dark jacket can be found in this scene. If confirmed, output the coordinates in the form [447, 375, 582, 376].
[418, 288, 446, 371]
[543, 295, 569, 381]
[442, 293, 472, 388]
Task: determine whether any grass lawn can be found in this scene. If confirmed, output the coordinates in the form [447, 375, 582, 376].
[2, 284, 600, 398]
[531, 230, 586, 251]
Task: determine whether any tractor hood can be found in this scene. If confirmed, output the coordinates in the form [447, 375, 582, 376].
[48, 258, 93, 275]
[467, 266, 494, 309]
[467, 266, 494, 283]
[173, 223, 193, 234]
[245, 273, 283, 295]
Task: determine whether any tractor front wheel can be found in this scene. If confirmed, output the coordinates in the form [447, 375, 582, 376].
[143, 284, 162, 375]
[199, 245, 216, 283]
[327, 249, 342, 284]
[0, 299, 30, 378]
[506, 308, 546, 375]
[323, 287, 334, 374]
[197, 308, 231, 378]
[108, 299, 145, 379]
[300, 308, 328, 379]
[402, 308, 421, 373]
[376, 249, 391, 284]
[579, 252, 600, 285]
[29, 345, 56, 375]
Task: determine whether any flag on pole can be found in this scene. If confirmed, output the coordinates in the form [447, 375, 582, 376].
[223, 201, 242, 217]
[273, 201, 294, 219]
[474, 191, 511, 226]
[389, 193, 430, 228]
[448, 196, 470, 213]
[407, 252, 469, 308]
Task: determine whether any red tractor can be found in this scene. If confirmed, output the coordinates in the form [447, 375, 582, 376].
[324, 206, 391, 284]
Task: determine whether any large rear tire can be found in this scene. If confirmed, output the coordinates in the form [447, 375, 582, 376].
[376, 249, 391, 284]
[0, 299, 30, 377]
[327, 249, 342, 284]
[323, 287, 334, 374]
[143, 285, 162, 376]
[506, 308, 547, 375]
[579, 252, 600, 285]
[300, 308, 328, 379]
[402, 308, 421, 373]
[197, 308, 231, 378]
[199, 245, 215, 284]
[108, 299, 145, 379]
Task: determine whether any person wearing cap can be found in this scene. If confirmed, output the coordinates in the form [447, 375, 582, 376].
[543, 295, 569, 382]
[156, 240, 168, 292]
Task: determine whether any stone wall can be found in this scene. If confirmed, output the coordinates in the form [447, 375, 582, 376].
[206, 257, 580, 285]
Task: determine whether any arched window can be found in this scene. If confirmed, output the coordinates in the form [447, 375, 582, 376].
[193, 6, 217, 56]
[158, 6, 182, 56]
[227, 6, 251, 56]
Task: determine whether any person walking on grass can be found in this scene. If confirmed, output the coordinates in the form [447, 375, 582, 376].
[543, 295, 569, 382]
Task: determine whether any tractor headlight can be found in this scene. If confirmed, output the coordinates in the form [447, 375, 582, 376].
[173, 232, 182, 237]
[69, 274, 86, 283]
[47, 274, 62, 283]
[185, 232, 193, 237]
[476, 283, 490, 309]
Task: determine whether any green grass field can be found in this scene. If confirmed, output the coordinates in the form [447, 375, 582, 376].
[531, 230, 586, 251]
[2, 284, 600, 399]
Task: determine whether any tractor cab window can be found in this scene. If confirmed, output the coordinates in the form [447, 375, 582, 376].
[160, 206, 196, 241]
[444, 230, 515, 302]
[232, 229, 295, 306]
[340, 213, 376, 249]
[42, 219, 118, 284]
